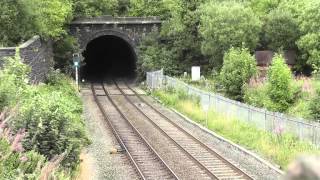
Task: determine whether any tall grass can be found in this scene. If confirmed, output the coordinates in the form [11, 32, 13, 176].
[152, 89, 319, 169]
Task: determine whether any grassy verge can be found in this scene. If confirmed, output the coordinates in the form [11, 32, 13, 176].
[151, 88, 319, 169]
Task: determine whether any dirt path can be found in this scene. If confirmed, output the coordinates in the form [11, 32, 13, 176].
[77, 86, 138, 180]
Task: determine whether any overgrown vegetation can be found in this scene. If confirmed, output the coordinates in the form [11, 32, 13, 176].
[266, 54, 296, 112]
[152, 88, 319, 168]
[219, 48, 257, 100]
[0, 53, 88, 178]
[199, 1, 261, 68]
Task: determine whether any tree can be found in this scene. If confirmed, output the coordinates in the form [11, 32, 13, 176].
[219, 48, 257, 100]
[297, 0, 320, 73]
[71, 0, 119, 17]
[128, 0, 170, 18]
[199, 1, 261, 68]
[247, 0, 281, 17]
[0, 0, 34, 46]
[267, 54, 294, 112]
[137, 32, 180, 79]
[161, 0, 207, 73]
[22, 0, 73, 39]
[264, 9, 300, 50]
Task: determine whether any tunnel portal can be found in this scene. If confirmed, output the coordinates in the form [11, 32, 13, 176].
[81, 35, 137, 80]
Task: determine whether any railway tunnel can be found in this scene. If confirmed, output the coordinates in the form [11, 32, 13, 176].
[81, 35, 137, 80]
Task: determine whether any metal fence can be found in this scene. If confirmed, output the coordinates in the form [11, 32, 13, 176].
[146, 69, 164, 89]
[146, 70, 320, 146]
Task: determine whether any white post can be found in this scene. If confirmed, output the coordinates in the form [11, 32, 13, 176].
[75, 66, 79, 91]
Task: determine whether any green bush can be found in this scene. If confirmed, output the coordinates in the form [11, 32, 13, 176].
[267, 54, 295, 112]
[53, 35, 79, 74]
[264, 9, 300, 50]
[128, 0, 170, 18]
[72, 0, 119, 17]
[12, 75, 88, 170]
[219, 48, 257, 100]
[0, 50, 30, 111]
[244, 84, 271, 108]
[247, 0, 281, 17]
[309, 89, 320, 122]
[0, 140, 45, 180]
[297, 0, 320, 72]
[160, 0, 206, 73]
[23, 0, 73, 39]
[199, 1, 261, 68]
[137, 32, 180, 79]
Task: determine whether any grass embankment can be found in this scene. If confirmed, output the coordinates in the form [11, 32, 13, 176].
[151, 88, 319, 169]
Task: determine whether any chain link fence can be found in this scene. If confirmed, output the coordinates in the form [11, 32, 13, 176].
[146, 70, 320, 146]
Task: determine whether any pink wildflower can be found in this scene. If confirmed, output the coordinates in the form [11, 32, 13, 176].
[20, 156, 28, 162]
[274, 124, 285, 136]
[10, 129, 26, 152]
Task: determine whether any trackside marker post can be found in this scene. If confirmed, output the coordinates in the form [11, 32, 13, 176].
[73, 53, 81, 91]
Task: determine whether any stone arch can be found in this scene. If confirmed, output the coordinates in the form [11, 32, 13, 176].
[83, 29, 137, 55]
[81, 29, 138, 79]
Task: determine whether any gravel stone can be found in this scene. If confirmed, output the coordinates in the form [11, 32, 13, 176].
[81, 87, 139, 180]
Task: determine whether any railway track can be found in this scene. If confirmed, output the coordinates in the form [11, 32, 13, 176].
[111, 80, 254, 180]
[91, 83, 178, 180]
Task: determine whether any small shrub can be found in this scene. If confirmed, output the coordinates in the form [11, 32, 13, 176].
[219, 48, 257, 100]
[309, 89, 320, 122]
[267, 54, 295, 112]
[0, 49, 30, 111]
[12, 73, 89, 170]
[244, 84, 271, 108]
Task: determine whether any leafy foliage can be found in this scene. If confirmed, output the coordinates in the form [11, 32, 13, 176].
[297, 0, 320, 72]
[267, 54, 295, 112]
[128, 0, 169, 18]
[219, 48, 257, 100]
[264, 9, 300, 50]
[0, 0, 35, 46]
[72, 0, 119, 17]
[0, 138, 45, 180]
[12, 72, 89, 170]
[53, 35, 80, 74]
[137, 32, 180, 79]
[153, 88, 319, 169]
[0, 50, 30, 111]
[199, 1, 261, 68]
[23, 0, 73, 39]
[247, 0, 281, 17]
[309, 89, 320, 122]
[160, 0, 206, 73]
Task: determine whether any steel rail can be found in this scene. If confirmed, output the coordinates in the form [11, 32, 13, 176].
[122, 81, 254, 180]
[111, 80, 219, 179]
[91, 83, 146, 179]
[99, 82, 179, 180]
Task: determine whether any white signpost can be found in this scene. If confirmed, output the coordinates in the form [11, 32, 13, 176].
[191, 66, 200, 81]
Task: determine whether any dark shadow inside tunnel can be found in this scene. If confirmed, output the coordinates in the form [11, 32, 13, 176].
[81, 35, 137, 80]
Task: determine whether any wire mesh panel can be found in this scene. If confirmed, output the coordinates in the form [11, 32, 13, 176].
[146, 72, 320, 146]
[146, 69, 164, 89]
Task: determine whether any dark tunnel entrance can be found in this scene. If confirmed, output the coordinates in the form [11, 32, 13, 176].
[81, 35, 137, 80]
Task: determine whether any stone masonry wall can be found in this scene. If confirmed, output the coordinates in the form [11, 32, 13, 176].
[0, 36, 53, 83]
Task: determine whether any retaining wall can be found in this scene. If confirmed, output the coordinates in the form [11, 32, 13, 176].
[0, 36, 53, 83]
